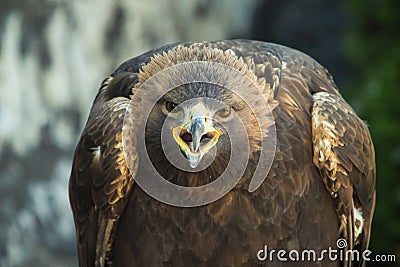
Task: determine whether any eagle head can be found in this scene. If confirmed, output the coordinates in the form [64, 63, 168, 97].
[124, 45, 273, 188]
[142, 81, 259, 186]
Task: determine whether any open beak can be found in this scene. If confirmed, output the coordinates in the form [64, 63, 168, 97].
[172, 104, 220, 168]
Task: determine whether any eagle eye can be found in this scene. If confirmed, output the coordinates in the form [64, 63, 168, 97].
[216, 106, 232, 119]
[165, 101, 178, 112]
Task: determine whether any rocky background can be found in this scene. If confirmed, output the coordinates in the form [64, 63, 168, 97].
[0, 0, 398, 266]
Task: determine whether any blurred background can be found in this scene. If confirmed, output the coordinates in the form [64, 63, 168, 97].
[0, 0, 398, 266]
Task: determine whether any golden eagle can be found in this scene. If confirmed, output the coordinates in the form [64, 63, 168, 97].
[69, 40, 376, 266]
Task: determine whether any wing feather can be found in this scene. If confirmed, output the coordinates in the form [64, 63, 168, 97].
[312, 91, 376, 267]
[69, 72, 138, 266]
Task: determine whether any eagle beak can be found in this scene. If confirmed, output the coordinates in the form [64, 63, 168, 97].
[172, 105, 220, 168]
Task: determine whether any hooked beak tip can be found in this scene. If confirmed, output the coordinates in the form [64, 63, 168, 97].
[188, 153, 202, 168]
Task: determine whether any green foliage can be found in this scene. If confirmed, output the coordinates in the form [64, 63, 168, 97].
[343, 0, 400, 261]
